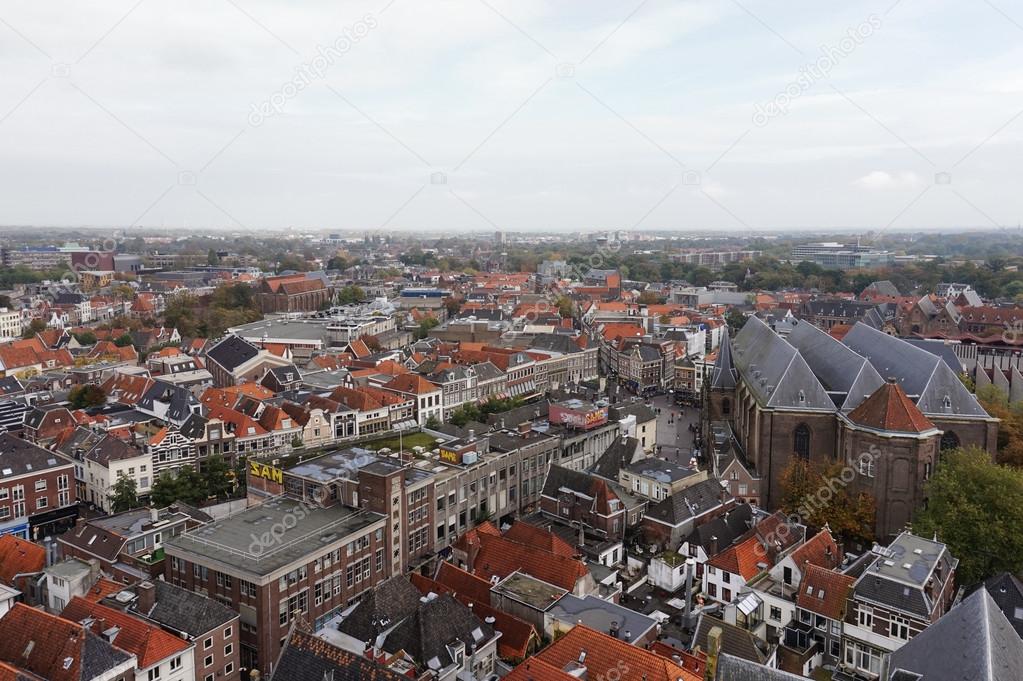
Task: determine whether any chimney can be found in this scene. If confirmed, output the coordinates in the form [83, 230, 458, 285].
[609, 620, 619, 638]
[518, 421, 531, 435]
[709, 536, 718, 557]
[468, 429, 475, 442]
[705, 627, 723, 681]
[150, 507, 159, 524]
[137, 580, 156, 614]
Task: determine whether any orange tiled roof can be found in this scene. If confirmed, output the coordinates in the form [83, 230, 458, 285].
[847, 380, 936, 433]
[706, 534, 766, 580]
[82, 577, 126, 602]
[789, 529, 842, 571]
[223, 382, 274, 400]
[503, 522, 578, 558]
[0, 604, 97, 681]
[796, 563, 855, 621]
[599, 322, 645, 342]
[0, 535, 44, 585]
[62, 596, 189, 667]
[383, 373, 439, 395]
[472, 533, 588, 592]
[532, 625, 701, 681]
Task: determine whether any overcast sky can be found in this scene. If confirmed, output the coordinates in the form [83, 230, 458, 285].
[1, 0, 1021, 233]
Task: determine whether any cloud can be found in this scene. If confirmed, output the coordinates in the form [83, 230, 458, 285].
[854, 171, 924, 191]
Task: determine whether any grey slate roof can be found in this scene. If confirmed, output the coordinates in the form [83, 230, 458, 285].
[0, 433, 72, 479]
[887, 588, 1023, 681]
[381, 593, 494, 669]
[645, 477, 728, 527]
[785, 319, 884, 411]
[731, 316, 834, 411]
[609, 402, 656, 424]
[205, 334, 259, 371]
[692, 614, 768, 664]
[84, 435, 143, 466]
[272, 628, 406, 681]
[710, 328, 737, 389]
[853, 532, 957, 618]
[137, 379, 201, 425]
[589, 436, 643, 480]
[842, 322, 989, 418]
[981, 572, 1023, 641]
[145, 580, 238, 636]
[529, 333, 583, 354]
[81, 630, 135, 679]
[684, 503, 755, 554]
[338, 576, 425, 644]
[864, 280, 901, 297]
[715, 653, 805, 681]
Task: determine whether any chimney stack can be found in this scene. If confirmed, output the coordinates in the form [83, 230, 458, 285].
[137, 580, 156, 614]
[705, 627, 723, 681]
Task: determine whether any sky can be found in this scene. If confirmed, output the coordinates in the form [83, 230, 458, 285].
[0, 0, 1022, 234]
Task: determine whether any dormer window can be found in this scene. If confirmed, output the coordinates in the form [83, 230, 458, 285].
[942, 395, 952, 409]
[798, 390, 806, 404]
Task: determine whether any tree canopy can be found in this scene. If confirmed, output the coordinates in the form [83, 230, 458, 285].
[913, 447, 1023, 585]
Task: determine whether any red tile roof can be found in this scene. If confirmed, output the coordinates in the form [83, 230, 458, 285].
[435, 561, 493, 603]
[503, 522, 578, 558]
[61, 596, 189, 668]
[472, 533, 588, 592]
[796, 564, 855, 621]
[383, 373, 439, 396]
[847, 379, 936, 433]
[0, 604, 107, 681]
[789, 529, 842, 572]
[706, 534, 766, 581]
[531, 625, 701, 681]
[83, 578, 126, 602]
[0, 535, 44, 586]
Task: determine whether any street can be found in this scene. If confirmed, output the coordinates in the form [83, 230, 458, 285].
[650, 392, 702, 466]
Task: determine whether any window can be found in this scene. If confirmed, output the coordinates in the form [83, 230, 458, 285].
[224, 626, 232, 638]
[34, 480, 46, 492]
[148, 668, 161, 680]
[224, 643, 233, 656]
[170, 657, 182, 671]
[203, 637, 213, 650]
[769, 606, 782, 621]
[857, 605, 873, 629]
[890, 615, 911, 640]
[204, 654, 214, 667]
[36, 497, 47, 510]
[858, 455, 875, 478]
[225, 662, 234, 675]
[794, 424, 810, 461]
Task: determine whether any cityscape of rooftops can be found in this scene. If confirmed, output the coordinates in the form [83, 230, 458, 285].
[0, 2, 1021, 680]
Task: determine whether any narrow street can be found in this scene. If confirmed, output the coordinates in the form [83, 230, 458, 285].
[650, 392, 702, 466]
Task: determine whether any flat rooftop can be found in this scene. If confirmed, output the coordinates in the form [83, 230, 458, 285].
[623, 458, 700, 484]
[492, 570, 567, 611]
[871, 533, 947, 586]
[165, 497, 384, 578]
[548, 594, 658, 640]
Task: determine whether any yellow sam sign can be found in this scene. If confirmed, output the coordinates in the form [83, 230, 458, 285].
[249, 461, 284, 484]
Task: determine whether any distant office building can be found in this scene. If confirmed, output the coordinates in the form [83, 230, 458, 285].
[791, 242, 893, 269]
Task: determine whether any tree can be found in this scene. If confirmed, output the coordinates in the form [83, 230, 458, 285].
[359, 334, 381, 352]
[150, 471, 182, 508]
[425, 415, 441, 429]
[779, 458, 876, 546]
[913, 447, 1023, 585]
[554, 296, 574, 319]
[202, 454, 234, 500]
[113, 333, 134, 347]
[725, 308, 748, 333]
[207, 249, 221, 266]
[108, 476, 139, 512]
[21, 319, 46, 339]
[415, 317, 440, 340]
[637, 290, 662, 305]
[68, 384, 106, 409]
[72, 330, 97, 345]
[336, 285, 365, 305]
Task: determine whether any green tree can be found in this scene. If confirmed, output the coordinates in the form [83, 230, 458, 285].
[336, 285, 365, 305]
[21, 319, 46, 339]
[72, 330, 97, 345]
[108, 476, 139, 512]
[207, 249, 221, 266]
[914, 447, 1023, 585]
[150, 471, 183, 508]
[68, 384, 106, 409]
[113, 333, 134, 347]
[202, 455, 234, 500]
[425, 415, 441, 429]
[725, 308, 748, 333]
[415, 317, 440, 340]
